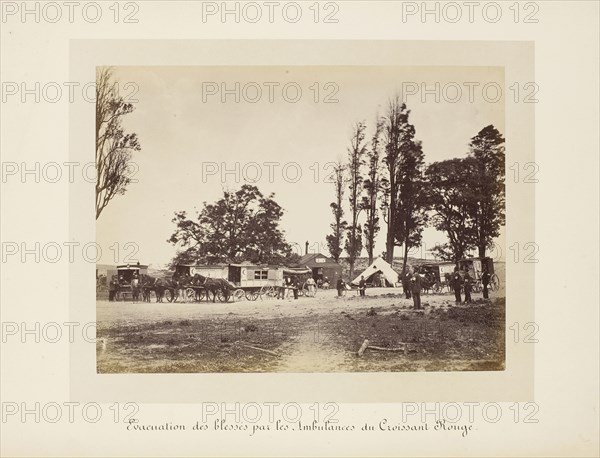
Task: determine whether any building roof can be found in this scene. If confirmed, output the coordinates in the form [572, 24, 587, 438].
[298, 253, 341, 268]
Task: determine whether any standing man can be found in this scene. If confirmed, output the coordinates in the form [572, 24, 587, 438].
[109, 275, 118, 301]
[177, 277, 187, 303]
[358, 276, 366, 297]
[277, 277, 287, 299]
[452, 267, 462, 304]
[293, 277, 300, 300]
[336, 278, 345, 297]
[131, 272, 140, 303]
[403, 270, 412, 299]
[411, 267, 423, 309]
[305, 276, 316, 297]
[463, 269, 473, 303]
[481, 264, 491, 299]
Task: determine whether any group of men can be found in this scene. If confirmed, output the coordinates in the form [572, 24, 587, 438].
[401, 264, 492, 307]
[278, 276, 316, 300]
[402, 267, 425, 309]
[108, 271, 141, 302]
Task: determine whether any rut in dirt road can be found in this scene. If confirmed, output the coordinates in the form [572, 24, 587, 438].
[275, 325, 353, 372]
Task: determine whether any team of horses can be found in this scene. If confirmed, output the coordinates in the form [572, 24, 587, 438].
[138, 273, 235, 303]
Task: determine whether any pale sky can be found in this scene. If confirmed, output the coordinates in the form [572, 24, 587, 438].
[97, 66, 505, 268]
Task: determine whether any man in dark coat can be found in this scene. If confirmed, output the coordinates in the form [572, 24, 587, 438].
[108, 275, 118, 301]
[336, 278, 345, 297]
[402, 270, 412, 299]
[452, 267, 462, 304]
[463, 269, 473, 303]
[411, 267, 423, 309]
[131, 272, 140, 303]
[358, 276, 366, 297]
[481, 265, 491, 299]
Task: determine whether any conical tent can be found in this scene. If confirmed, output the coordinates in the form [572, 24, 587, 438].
[351, 257, 399, 287]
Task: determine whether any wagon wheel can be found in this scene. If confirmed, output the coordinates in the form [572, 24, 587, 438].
[432, 282, 442, 294]
[301, 281, 309, 297]
[245, 289, 259, 301]
[217, 289, 231, 302]
[233, 289, 245, 302]
[185, 288, 197, 302]
[165, 289, 175, 302]
[490, 274, 500, 292]
[259, 285, 275, 299]
[304, 282, 317, 297]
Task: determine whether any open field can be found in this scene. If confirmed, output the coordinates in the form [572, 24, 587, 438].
[97, 287, 505, 373]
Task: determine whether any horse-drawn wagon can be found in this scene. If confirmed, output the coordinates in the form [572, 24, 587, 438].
[457, 257, 500, 292]
[114, 263, 148, 301]
[418, 262, 455, 293]
[167, 263, 314, 302]
[221, 264, 312, 301]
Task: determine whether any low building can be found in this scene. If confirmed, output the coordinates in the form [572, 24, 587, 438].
[297, 253, 343, 287]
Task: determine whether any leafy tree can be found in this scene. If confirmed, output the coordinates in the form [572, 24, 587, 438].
[380, 98, 426, 270]
[168, 185, 295, 265]
[326, 161, 347, 262]
[361, 117, 384, 265]
[345, 122, 367, 279]
[380, 98, 418, 264]
[95, 68, 141, 219]
[467, 125, 506, 258]
[426, 157, 478, 262]
[394, 139, 429, 274]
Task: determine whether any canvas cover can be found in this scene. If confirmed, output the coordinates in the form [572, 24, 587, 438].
[351, 257, 399, 287]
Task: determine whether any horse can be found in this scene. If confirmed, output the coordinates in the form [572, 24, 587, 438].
[139, 274, 174, 303]
[139, 274, 159, 302]
[192, 274, 235, 303]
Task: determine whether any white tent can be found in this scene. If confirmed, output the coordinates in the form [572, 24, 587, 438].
[351, 257, 399, 287]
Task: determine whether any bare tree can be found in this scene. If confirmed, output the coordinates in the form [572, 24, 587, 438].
[345, 122, 367, 280]
[362, 116, 384, 265]
[326, 161, 347, 263]
[95, 68, 141, 219]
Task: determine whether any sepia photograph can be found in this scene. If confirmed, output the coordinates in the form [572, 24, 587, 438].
[95, 65, 506, 374]
[2, 1, 599, 456]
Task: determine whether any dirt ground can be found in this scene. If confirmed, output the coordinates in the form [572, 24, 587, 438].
[96, 286, 505, 373]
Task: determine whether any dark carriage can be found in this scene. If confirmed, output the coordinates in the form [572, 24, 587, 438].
[457, 257, 499, 292]
[114, 263, 148, 301]
[419, 262, 455, 293]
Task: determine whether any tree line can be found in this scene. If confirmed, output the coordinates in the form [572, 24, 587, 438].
[326, 97, 505, 280]
[92, 69, 504, 272]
